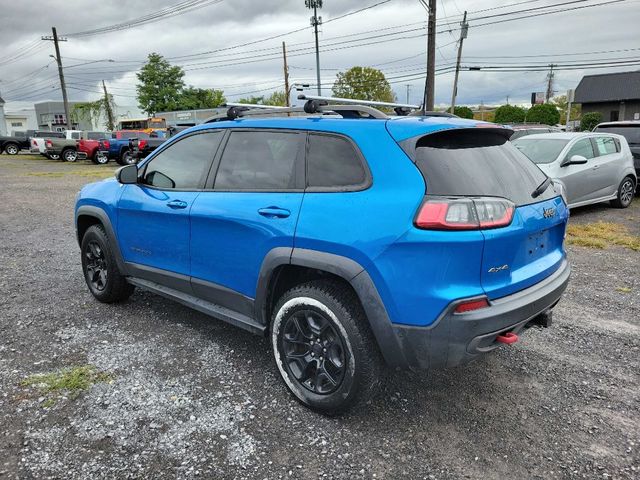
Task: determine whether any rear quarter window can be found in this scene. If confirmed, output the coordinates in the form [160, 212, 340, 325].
[405, 129, 559, 206]
[306, 133, 369, 190]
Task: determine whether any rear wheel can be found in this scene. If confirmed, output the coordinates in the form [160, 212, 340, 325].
[610, 176, 635, 208]
[63, 149, 78, 162]
[46, 152, 60, 160]
[81, 225, 134, 303]
[4, 143, 19, 155]
[271, 280, 383, 414]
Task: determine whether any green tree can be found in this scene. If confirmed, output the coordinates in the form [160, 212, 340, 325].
[550, 95, 581, 124]
[493, 104, 526, 124]
[72, 96, 116, 130]
[526, 103, 560, 125]
[332, 66, 395, 103]
[263, 90, 287, 106]
[447, 106, 474, 119]
[580, 112, 602, 132]
[177, 87, 226, 110]
[237, 95, 265, 105]
[136, 53, 185, 115]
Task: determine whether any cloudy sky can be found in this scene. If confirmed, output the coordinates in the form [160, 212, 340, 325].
[1, 0, 638, 112]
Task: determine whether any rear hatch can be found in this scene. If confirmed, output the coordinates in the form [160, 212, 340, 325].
[396, 125, 568, 300]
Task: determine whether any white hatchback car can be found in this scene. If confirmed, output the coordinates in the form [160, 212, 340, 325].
[512, 132, 637, 209]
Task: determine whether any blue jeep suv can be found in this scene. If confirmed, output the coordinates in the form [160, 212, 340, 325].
[75, 106, 570, 413]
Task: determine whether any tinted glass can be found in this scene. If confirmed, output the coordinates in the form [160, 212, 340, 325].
[412, 130, 558, 206]
[512, 138, 569, 164]
[118, 131, 149, 140]
[142, 132, 221, 189]
[594, 137, 617, 155]
[214, 131, 302, 190]
[87, 132, 107, 140]
[594, 125, 640, 145]
[565, 139, 595, 161]
[71, 132, 81, 139]
[307, 134, 366, 188]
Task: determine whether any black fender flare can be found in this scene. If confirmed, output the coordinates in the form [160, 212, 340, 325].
[255, 247, 407, 368]
[75, 205, 127, 273]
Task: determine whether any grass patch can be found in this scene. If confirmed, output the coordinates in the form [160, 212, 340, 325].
[566, 221, 640, 252]
[21, 365, 113, 403]
[26, 169, 115, 179]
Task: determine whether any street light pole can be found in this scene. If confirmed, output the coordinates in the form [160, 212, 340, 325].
[449, 11, 468, 114]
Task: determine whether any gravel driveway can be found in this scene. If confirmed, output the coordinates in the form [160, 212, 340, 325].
[1, 155, 638, 479]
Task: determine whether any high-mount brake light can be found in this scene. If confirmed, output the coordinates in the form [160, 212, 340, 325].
[415, 197, 514, 230]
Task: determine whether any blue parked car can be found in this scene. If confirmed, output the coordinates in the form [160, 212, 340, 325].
[75, 100, 570, 414]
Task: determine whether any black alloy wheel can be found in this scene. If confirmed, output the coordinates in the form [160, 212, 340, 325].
[280, 309, 346, 394]
[84, 241, 108, 291]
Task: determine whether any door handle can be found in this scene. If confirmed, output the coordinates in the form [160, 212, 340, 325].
[258, 207, 291, 218]
[167, 199, 188, 209]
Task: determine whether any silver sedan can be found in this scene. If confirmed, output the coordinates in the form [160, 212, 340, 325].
[512, 132, 637, 209]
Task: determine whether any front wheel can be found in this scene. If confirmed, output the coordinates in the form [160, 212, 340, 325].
[92, 151, 109, 165]
[610, 176, 635, 208]
[63, 149, 78, 162]
[118, 149, 136, 165]
[271, 280, 383, 415]
[81, 225, 134, 303]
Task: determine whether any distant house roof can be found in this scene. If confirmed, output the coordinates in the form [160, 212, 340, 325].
[574, 70, 640, 103]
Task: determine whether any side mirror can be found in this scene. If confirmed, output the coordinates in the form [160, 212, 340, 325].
[116, 164, 138, 184]
[561, 155, 588, 167]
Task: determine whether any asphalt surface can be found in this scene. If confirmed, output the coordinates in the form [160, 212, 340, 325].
[1, 154, 638, 479]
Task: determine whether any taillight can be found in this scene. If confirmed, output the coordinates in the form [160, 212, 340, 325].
[139, 140, 147, 150]
[103, 140, 110, 149]
[32, 139, 37, 146]
[45, 140, 53, 148]
[415, 196, 514, 230]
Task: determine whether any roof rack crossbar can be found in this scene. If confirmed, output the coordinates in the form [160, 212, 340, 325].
[297, 94, 420, 110]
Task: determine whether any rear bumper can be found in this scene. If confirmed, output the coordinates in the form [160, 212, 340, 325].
[388, 258, 570, 370]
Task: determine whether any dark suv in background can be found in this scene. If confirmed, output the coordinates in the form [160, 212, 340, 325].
[594, 121, 640, 182]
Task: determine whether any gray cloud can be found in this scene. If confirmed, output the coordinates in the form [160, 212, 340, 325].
[1, 0, 638, 110]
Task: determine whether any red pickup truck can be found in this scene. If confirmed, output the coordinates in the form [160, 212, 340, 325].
[77, 132, 110, 164]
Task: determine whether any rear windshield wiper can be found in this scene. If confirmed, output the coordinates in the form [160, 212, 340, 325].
[531, 177, 552, 199]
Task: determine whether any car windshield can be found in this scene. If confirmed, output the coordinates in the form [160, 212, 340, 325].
[512, 138, 569, 164]
[594, 125, 640, 145]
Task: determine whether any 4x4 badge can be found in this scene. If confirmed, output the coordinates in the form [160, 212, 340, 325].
[543, 207, 556, 218]
[488, 264, 509, 273]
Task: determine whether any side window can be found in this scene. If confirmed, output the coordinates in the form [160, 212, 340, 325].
[142, 131, 222, 189]
[214, 131, 303, 190]
[565, 139, 595, 161]
[307, 134, 367, 189]
[594, 137, 617, 155]
[71, 132, 81, 140]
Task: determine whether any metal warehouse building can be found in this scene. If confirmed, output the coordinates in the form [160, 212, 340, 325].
[574, 70, 640, 122]
[155, 108, 227, 126]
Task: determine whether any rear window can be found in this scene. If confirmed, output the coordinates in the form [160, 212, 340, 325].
[87, 132, 107, 140]
[409, 129, 559, 206]
[594, 125, 640, 145]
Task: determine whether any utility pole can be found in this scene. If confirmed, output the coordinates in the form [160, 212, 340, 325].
[282, 42, 290, 107]
[506, 95, 510, 105]
[102, 80, 115, 131]
[566, 88, 575, 131]
[545, 64, 556, 102]
[42, 28, 71, 130]
[306, 1, 323, 95]
[405, 84, 411, 104]
[420, 0, 437, 112]
[449, 10, 468, 115]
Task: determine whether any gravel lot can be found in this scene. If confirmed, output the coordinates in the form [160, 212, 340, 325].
[1, 154, 638, 479]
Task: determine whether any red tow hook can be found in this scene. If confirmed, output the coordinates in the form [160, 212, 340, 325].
[496, 332, 519, 345]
